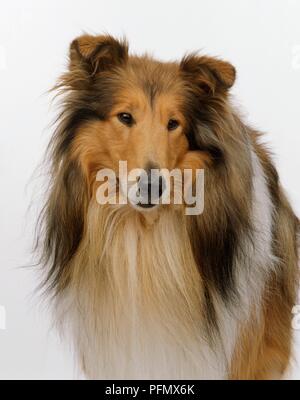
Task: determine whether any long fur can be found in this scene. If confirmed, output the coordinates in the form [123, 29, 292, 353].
[36, 34, 299, 379]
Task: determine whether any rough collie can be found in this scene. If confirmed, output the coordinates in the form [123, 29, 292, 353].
[37, 34, 299, 379]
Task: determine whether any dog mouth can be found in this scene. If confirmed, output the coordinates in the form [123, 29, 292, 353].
[135, 202, 158, 210]
[119, 170, 166, 212]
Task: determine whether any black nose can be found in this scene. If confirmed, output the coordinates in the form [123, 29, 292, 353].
[137, 166, 166, 208]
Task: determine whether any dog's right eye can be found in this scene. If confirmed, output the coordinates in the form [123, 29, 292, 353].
[118, 113, 134, 126]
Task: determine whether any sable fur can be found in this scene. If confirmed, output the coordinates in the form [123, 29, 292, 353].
[37, 34, 299, 379]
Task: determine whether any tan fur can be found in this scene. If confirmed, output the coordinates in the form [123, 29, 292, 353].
[230, 273, 295, 379]
[70, 87, 208, 177]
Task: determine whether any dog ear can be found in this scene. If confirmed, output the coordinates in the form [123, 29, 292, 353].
[70, 34, 128, 76]
[180, 54, 236, 95]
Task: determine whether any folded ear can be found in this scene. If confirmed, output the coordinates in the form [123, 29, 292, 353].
[180, 54, 236, 95]
[70, 34, 128, 75]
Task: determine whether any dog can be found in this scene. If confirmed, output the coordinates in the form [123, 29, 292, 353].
[37, 34, 299, 379]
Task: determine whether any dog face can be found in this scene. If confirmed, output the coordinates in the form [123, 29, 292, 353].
[71, 60, 189, 174]
[63, 35, 235, 204]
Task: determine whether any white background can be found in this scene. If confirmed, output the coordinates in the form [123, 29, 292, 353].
[0, 0, 299, 379]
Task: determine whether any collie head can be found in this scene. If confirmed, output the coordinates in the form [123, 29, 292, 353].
[36, 34, 299, 379]
[39, 34, 253, 296]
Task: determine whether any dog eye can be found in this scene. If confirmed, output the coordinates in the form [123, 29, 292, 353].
[167, 119, 179, 131]
[118, 113, 134, 126]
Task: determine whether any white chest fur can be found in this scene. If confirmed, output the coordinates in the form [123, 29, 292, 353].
[57, 207, 229, 379]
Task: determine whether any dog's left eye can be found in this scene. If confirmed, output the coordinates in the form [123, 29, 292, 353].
[167, 119, 179, 131]
[118, 113, 134, 126]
